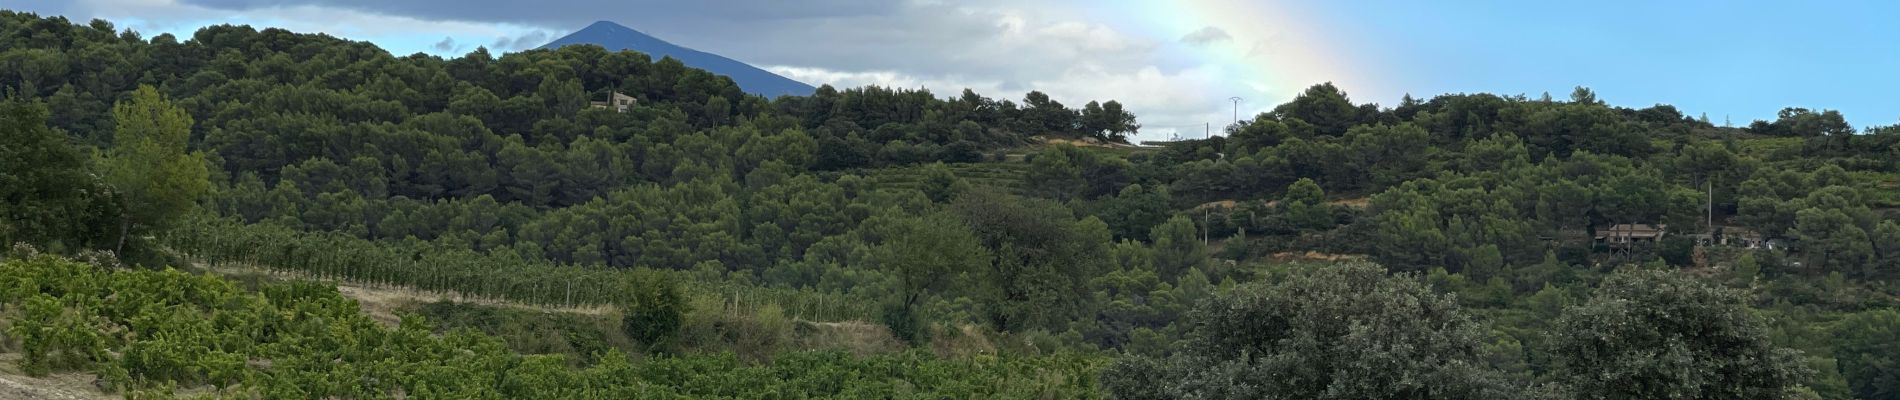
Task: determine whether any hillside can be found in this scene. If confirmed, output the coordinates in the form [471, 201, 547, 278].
[2, 10, 1899, 399]
[542, 20, 816, 98]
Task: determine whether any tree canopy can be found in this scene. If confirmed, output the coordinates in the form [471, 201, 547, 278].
[1551, 268, 1811, 399]
[1105, 263, 1520, 399]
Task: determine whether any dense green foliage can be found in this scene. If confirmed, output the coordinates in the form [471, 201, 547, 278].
[1830, 309, 1900, 399]
[1105, 263, 1520, 399]
[3, 10, 1899, 399]
[1550, 269, 1810, 399]
[0, 96, 119, 252]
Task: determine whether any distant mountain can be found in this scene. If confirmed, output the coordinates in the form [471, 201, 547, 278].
[541, 21, 816, 98]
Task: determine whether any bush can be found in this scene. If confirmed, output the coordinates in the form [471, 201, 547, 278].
[729, 304, 793, 360]
[880, 302, 924, 344]
[621, 276, 685, 352]
[1106, 262, 1517, 399]
[1552, 268, 1810, 399]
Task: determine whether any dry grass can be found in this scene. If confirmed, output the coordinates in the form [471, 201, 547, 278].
[1194, 199, 1245, 211]
[792, 321, 905, 357]
[929, 324, 999, 358]
[1270, 251, 1369, 262]
[1327, 197, 1371, 208]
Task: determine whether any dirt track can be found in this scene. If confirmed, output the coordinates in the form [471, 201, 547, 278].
[0, 370, 107, 400]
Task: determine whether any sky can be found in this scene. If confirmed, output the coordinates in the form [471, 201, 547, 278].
[14, 0, 1900, 142]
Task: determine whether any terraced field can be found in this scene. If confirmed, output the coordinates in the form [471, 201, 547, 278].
[1847, 170, 1900, 208]
[855, 162, 1035, 195]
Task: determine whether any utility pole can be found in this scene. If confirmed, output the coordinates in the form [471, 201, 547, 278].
[1228, 97, 1243, 127]
[1202, 209, 1210, 246]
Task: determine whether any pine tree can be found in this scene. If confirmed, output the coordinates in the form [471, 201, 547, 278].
[99, 86, 210, 255]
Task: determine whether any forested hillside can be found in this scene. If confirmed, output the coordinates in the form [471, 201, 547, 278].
[2, 11, 1898, 400]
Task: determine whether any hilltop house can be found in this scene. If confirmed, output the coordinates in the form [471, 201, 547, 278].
[1595, 224, 1666, 244]
[590, 92, 636, 112]
[1596, 223, 1667, 258]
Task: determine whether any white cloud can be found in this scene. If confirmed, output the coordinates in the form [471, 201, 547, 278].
[764, 66, 1005, 95]
[490, 31, 552, 52]
[431, 36, 458, 52]
[1032, 21, 1139, 52]
[1031, 64, 1252, 142]
[1180, 26, 1232, 46]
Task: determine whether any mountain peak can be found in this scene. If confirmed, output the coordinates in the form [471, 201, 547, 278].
[582, 20, 633, 32]
[542, 21, 815, 98]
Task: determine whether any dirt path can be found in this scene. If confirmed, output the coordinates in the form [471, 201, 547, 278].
[0, 375, 105, 400]
[1043, 137, 1145, 149]
[0, 355, 109, 400]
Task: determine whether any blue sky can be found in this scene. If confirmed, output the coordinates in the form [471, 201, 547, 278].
[15, 0, 1900, 139]
[1308, 0, 1900, 128]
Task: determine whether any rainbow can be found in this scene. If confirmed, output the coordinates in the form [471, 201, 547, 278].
[1114, 0, 1374, 106]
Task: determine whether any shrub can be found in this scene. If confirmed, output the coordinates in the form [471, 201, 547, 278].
[880, 302, 924, 344]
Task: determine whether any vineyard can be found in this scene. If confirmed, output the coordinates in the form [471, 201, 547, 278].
[165, 220, 881, 324]
[0, 252, 1107, 398]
